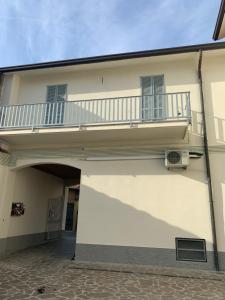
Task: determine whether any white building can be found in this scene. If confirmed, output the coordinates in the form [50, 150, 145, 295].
[0, 42, 225, 271]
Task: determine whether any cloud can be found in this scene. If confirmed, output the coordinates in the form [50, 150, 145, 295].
[0, 0, 221, 67]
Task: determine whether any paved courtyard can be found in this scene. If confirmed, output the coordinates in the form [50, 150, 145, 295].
[1, 235, 225, 300]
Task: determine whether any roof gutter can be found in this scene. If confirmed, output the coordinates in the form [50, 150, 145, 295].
[1, 42, 225, 73]
[198, 50, 219, 271]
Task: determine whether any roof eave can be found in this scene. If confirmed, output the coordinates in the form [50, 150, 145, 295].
[1, 42, 225, 73]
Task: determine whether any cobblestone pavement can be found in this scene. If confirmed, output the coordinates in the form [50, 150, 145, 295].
[1, 236, 225, 300]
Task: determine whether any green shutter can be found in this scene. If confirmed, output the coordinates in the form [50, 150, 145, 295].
[141, 77, 153, 96]
[47, 86, 57, 103]
[153, 75, 164, 94]
[57, 84, 67, 102]
[46, 84, 67, 103]
[141, 75, 165, 120]
[45, 84, 67, 125]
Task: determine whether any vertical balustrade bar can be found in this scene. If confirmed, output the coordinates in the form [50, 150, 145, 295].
[105, 99, 107, 123]
[21, 105, 25, 127]
[8, 106, 12, 127]
[176, 94, 179, 118]
[39, 104, 43, 127]
[27, 105, 31, 127]
[4, 107, 8, 127]
[9, 106, 14, 127]
[52, 102, 56, 124]
[0, 106, 4, 127]
[7, 106, 12, 127]
[117, 98, 119, 121]
[121, 98, 124, 121]
[112, 98, 115, 122]
[46, 104, 50, 125]
[14, 105, 18, 127]
[88, 100, 91, 123]
[171, 94, 174, 118]
[181, 93, 184, 117]
[187, 92, 191, 121]
[108, 99, 110, 121]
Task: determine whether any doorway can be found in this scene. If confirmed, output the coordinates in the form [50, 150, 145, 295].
[65, 185, 80, 234]
[31, 163, 81, 258]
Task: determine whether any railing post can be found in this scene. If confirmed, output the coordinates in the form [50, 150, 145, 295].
[187, 92, 192, 123]
[129, 97, 132, 126]
[139, 96, 143, 122]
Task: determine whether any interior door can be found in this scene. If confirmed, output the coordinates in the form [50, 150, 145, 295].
[141, 75, 165, 120]
[45, 84, 67, 125]
[65, 203, 74, 231]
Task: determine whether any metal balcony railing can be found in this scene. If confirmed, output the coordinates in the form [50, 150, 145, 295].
[0, 92, 191, 130]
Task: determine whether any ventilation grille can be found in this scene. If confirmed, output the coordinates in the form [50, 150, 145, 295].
[176, 238, 207, 262]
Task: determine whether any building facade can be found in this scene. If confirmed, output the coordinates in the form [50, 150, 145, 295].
[0, 42, 225, 271]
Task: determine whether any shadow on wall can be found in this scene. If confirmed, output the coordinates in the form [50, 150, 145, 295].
[189, 69, 225, 255]
[78, 184, 202, 245]
[191, 110, 225, 145]
[76, 183, 216, 269]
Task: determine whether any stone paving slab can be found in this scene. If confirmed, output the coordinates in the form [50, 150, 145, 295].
[1, 240, 225, 299]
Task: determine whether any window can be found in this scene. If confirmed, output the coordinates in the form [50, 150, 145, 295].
[141, 75, 166, 120]
[46, 84, 67, 103]
[45, 84, 67, 125]
[176, 238, 207, 262]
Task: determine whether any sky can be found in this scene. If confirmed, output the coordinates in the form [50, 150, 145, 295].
[0, 0, 222, 67]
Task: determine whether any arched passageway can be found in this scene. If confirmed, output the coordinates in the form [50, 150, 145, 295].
[6, 163, 81, 259]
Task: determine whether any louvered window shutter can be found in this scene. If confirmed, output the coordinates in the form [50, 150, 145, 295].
[56, 84, 67, 102]
[45, 84, 67, 125]
[141, 77, 153, 96]
[46, 85, 67, 103]
[47, 86, 57, 103]
[141, 75, 165, 120]
[153, 75, 164, 94]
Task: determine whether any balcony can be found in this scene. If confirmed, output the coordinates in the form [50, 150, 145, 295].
[0, 92, 191, 146]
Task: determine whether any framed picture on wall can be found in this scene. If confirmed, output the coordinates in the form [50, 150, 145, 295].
[11, 202, 25, 216]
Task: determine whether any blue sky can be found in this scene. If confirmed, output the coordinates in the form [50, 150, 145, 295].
[0, 0, 222, 67]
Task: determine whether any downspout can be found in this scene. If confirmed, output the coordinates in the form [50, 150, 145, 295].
[198, 50, 219, 271]
[0, 73, 4, 103]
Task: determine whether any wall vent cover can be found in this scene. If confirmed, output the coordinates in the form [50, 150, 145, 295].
[176, 238, 207, 262]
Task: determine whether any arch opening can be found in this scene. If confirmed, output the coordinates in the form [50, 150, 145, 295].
[6, 162, 81, 260]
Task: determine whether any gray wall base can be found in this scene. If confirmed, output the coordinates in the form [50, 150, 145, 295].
[75, 243, 216, 271]
[0, 231, 61, 258]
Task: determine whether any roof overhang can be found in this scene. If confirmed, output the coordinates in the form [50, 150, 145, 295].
[1, 42, 225, 74]
[213, 0, 225, 40]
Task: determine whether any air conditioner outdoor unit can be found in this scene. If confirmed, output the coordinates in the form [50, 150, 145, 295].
[165, 150, 189, 169]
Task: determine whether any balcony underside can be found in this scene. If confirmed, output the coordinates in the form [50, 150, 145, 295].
[0, 121, 189, 147]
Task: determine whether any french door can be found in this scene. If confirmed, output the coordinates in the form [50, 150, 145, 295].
[45, 84, 67, 125]
[141, 75, 166, 121]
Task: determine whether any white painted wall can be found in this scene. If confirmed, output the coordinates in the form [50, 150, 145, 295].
[0, 49, 225, 258]
[1, 166, 63, 238]
[202, 53, 225, 253]
[10, 156, 213, 252]
[76, 159, 213, 250]
[7, 57, 199, 107]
